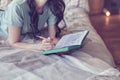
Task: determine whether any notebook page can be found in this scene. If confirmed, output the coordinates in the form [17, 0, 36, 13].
[54, 30, 89, 49]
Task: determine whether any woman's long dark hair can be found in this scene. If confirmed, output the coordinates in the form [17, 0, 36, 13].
[27, 0, 65, 39]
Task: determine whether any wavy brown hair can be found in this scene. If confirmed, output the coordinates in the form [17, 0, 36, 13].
[27, 0, 65, 39]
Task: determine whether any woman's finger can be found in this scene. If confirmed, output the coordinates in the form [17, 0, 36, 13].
[42, 46, 52, 50]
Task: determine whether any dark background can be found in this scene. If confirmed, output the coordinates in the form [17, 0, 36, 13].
[104, 0, 120, 14]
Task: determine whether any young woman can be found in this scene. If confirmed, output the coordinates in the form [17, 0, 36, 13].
[0, 0, 65, 50]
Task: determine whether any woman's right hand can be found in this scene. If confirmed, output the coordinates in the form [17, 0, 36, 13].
[40, 39, 53, 50]
[36, 37, 53, 50]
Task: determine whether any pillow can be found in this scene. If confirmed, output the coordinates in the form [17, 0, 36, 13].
[78, 0, 90, 12]
[64, 0, 89, 12]
[59, 0, 90, 29]
[0, 0, 12, 10]
[59, 7, 89, 31]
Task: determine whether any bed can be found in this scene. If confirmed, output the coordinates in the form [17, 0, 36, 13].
[0, 0, 120, 80]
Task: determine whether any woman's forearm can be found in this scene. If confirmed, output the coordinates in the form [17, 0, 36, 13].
[48, 26, 56, 39]
[48, 26, 60, 45]
[9, 42, 41, 50]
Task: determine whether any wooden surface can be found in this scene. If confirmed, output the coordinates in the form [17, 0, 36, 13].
[89, 14, 120, 66]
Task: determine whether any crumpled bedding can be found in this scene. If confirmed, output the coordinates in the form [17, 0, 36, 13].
[0, 0, 119, 79]
[0, 33, 120, 80]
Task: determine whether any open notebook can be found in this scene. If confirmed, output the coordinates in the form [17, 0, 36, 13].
[42, 30, 89, 55]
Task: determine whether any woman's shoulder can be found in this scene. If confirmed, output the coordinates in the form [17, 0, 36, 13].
[7, 0, 27, 9]
[5, 0, 30, 13]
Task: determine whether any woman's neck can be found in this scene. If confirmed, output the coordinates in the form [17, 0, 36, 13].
[36, 7, 43, 14]
[34, 0, 44, 14]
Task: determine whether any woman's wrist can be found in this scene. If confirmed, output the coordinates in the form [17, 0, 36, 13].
[50, 37, 60, 45]
[32, 43, 42, 50]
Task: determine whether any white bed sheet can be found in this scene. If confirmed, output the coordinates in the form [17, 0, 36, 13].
[0, 35, 120, 80]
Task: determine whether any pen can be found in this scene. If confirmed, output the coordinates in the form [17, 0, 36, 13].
[36, 35, 54, 44]
[36, 35, 48, 40]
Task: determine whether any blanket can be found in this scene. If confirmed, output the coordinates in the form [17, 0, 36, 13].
[0, 34, 120, 80]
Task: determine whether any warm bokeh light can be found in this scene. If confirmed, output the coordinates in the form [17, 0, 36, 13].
[106, 11, 111, 16]
[103, 8, 111, 17]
